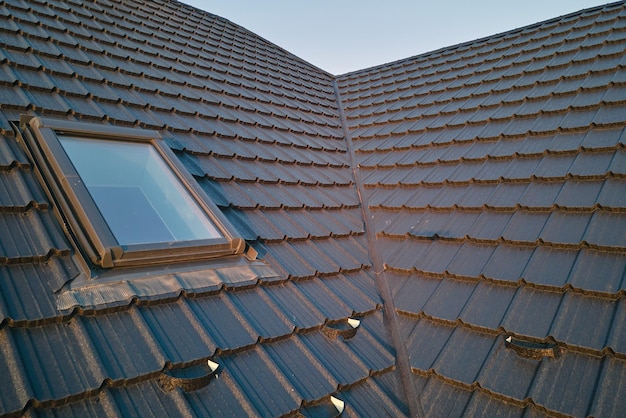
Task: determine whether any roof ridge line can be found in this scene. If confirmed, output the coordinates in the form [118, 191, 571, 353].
[336, 1, 626, 78]
[331, 79, 423, 417]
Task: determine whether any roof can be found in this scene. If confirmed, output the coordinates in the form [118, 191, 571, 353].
[0, 0, 625, 416]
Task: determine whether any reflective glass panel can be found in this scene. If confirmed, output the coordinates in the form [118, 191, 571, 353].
[60, 137, 222, 245]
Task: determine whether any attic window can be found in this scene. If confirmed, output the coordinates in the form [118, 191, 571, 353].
[59, 137, 221, 245]
[17, 116, 244, 270]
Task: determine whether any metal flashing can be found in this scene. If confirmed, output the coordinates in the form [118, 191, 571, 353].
[56, 258, 280, 310]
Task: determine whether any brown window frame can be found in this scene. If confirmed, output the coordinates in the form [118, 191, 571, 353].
[17, 116, 244, 269]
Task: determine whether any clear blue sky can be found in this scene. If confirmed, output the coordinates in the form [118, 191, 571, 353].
[183, 0, 608, 74]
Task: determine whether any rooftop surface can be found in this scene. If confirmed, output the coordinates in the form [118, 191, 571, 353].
[0, 0, 625, 416]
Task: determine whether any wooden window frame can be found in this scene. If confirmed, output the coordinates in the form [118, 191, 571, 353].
[17, 116, 244, 269]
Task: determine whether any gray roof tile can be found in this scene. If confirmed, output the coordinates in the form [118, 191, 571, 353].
[481, 244, 534, 282]
[404, 315, 454, 371]
[501, 287, 562, 337]
[413, 373, 473, 418]
[529, 351, 602, 417]
[475, 335, 540, 400]
[221, 346, 301, 416]
[540, 211, 592, 245]
[432, 326, 497, 385]
[551, 291, 615, 351]
[522, 246, 579, 287]
[459, 281, 517, 329]
[300, 331, 371, 389]
[501, 211, 549, 242]
[339, 370, 409, 416]
[421, 278, 477, 321]
[555, 179, 603, 208]
[393, 274, 440, 315]
[186, 295, 258, 351]
[584, 210, 626, 247]
[569, 248, 626, 293]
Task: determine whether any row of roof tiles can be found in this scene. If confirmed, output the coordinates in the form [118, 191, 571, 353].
[0, 85, 342, 140]
[201, 179, 360, 210]
[390, 269, 626, 353]
[360, 151, 624, 187]
[340, 36, 626, 104]
[0, 306, 394, 416]
[355, 127, 624, 160]
[405, 314, 625, 417]
[345, 77, 626, 130]
[381, 238, 625, 292]
[26, 367, 406, 417]
[346, 104, 626, 141]
[3, 0, 334, 94]
[182, 153, 352, 185]
[375, 207, 626, 248]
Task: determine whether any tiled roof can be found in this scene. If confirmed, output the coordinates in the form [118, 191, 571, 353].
[0, 0, 625, 416]
[0, 0, 393, 416]
[336, 1, 626, 415]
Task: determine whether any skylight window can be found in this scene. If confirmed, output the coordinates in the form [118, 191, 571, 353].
[59, 137, 221, 245]
[17, 116, 244, 270]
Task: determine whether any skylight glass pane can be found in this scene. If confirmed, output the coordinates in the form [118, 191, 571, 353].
[60, 137, 222, 245]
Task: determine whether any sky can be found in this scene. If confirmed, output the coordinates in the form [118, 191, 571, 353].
[182, 0, 608, 75]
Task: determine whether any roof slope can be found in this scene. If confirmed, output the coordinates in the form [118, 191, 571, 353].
[0, 0, 404, 416]
[1, 0, 626, 417]
[336, 1, 626, 416]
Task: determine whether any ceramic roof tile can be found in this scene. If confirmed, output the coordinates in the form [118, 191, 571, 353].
[263, 337, 336, 402]
[220, 346, 301, 416]
[551, 292, 616, 351]
[421, 278, 477, 321]
[523, 246, 579, 287]
[0, 256, 78, 323]
[6, 322, 107, 403]
[0, 330, 31, 414]
[501, 287, 562, 337]
[80, 310, 165, 381]
[569, 248, 626, 293]
[0, 210, 70, 262]
[529, 351, 603, 417]
[299, 331, 371, 389]
[555, 179, 604, 208]
[608, 148, 626, 174]
[540, 211, 592, 245]
[433, 326, 498, 385]
[447, 242, 496, 277]
[481, 244, 535, 282]
[459, 281, 518, 329]
[339, 370, 409, 416]
[412, 374, 473, 418]
[185, 295, 258, 351]
[404, 316, 455, 371]
[137, 300, 217, 364]
[227, 290, 294, 340]
[518, 181, 563, 207]
[588, 357, 626, 417]
[466, 211, 512, 241]
[294, 278, 353, 321]
[476, 336, 542, 402]
[261, 283, 325, 331]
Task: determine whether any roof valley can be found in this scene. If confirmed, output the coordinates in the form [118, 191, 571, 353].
[332, 78, 422, 417]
